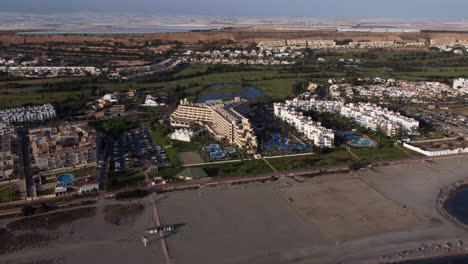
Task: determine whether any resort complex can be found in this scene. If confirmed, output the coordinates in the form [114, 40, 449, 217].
[278, 95, 420, 137]
[170, 97, 258, 153]
[274, 103, 335, 148]
[29, 123, 97, 173]
[341, 103, 420, 137]
[0, 104, 56, 124]
[0, 123, 18, 181]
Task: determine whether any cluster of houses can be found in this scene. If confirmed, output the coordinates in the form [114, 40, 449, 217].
[3, 66, 102, 78]
[280, 94, 420, 137]
[329, 79, 462, 100]
[258, 40, 425, 51]
[0, 104, 56, 124]
[274, 102, 335, 148]
[110, 59, 183, 81]
[180, 49, 302, 65]
[430, 39, 468, 53]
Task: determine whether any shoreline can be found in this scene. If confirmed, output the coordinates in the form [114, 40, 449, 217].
[379, 178, 468, 263]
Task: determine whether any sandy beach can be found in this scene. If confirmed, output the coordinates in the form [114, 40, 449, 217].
[0, 156, 467, 264]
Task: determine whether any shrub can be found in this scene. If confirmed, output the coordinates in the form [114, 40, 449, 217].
[115, 189, 148, 200]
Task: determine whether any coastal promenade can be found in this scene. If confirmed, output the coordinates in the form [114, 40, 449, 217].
[0, 152, 466, 214]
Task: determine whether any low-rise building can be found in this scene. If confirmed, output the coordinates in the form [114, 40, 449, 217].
[79, 179, 99, 194]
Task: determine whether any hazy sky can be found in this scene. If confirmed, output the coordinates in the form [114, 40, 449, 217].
[2, 0, 468, 18]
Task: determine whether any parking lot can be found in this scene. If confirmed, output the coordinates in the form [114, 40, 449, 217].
[112, 128, 169, 173]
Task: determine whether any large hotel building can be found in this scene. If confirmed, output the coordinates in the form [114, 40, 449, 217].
[170, 97, 258, 154]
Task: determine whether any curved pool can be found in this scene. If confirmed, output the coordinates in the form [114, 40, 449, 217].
[57, 174, 75, 184]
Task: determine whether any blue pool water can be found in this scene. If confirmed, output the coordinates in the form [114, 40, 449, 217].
[338, 132, 374, 147]
[203, 144, 236, 159]
[262, 133, 308, 151]
[347, 135, 374, 146]
[197, 83, 265, 103]
[57, 174, 74, 184]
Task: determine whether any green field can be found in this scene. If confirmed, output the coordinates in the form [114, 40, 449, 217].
[171, 140, 201, 152]
[150, 125, 171, 147]
[3, 49, 468, 109]
[107, 171, 147, 191]
[0, 183, 21, 202]
[351, 146, 411, 163]
[165, 147, 182, 167]
[37, 188, 55, 196]
[266, 150, 355, 171]
[195, 160, 273, 178]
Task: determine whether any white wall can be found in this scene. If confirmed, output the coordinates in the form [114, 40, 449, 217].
[403, 142, 468, 156]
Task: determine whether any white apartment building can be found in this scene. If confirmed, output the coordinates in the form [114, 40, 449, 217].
[0, 104, 56, 124]
[341, 103, 420, 136]
[274, 103, 335, 148]
[278, 93, 419, 137]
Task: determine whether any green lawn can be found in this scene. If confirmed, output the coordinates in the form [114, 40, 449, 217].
[150, 167, 185, 181]
[194, 159, 273, 178]
[171, 140, 201, 152]
[107, 171, 147, 191]
[37, 188, 55, 196]
[266, 150, 355, 171]
[0, 183, 21, 203]
[165, 147, 182, 167]
[150, 126, 170, 147]
[352, 146, 411, 163]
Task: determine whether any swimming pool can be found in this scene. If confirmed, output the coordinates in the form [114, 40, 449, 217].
[57, 174, 75, 184]
[347, 135, 374, 146]
[203, 144, 236, 159]
[339, 132, 375, 147]
[262, 133, 308, 151]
